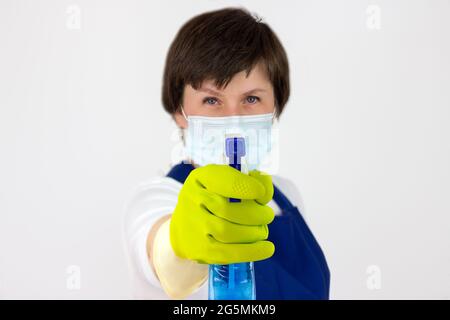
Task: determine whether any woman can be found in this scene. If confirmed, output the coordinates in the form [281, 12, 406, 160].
[123, 7, 330, 300]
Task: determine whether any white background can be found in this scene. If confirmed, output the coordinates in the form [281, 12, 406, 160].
[0, 0, 449, 299]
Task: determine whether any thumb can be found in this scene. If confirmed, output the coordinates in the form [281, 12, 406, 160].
[248, 170, 274, 205]
[192, 164, 266, 200]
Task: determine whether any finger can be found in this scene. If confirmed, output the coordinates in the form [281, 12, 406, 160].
[206, 238, 275, 264]
[201, 190, 274, 225]
[191, 164, 266, 200]
[200, 206, 269, 243]
[248, 170, 274, 205]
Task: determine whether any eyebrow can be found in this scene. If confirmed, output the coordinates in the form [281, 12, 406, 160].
[197, 87, 267, 97]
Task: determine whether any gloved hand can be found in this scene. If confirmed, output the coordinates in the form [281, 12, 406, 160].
[170, 164, 275, 265]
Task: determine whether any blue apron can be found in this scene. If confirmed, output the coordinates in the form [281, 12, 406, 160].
[166, 162, 330, 300]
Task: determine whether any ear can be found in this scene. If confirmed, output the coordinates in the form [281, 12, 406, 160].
[173, 110, 188, 129]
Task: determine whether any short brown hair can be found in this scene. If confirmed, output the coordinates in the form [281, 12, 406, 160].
[161, 7, 290, 116]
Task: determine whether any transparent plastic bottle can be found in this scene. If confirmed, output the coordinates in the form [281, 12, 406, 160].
[208, 262, 255, 300]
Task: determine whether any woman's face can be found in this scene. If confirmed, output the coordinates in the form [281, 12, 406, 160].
[174, 62, 276, 129]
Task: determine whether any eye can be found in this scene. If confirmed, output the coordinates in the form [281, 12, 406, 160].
[246, 96, 260, 104]
[203, 97, 219, 105]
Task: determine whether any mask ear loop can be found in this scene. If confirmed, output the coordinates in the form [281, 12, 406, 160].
[178, 105, 196, 165]
[177, 105, 188, 146]
[180, 105, 188, 121]
[271, 106, 278, 124]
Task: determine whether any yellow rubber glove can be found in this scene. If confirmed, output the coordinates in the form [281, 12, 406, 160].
[170, 164, 275, 265]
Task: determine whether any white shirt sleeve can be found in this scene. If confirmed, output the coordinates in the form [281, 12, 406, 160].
[122, 176, 181, 291]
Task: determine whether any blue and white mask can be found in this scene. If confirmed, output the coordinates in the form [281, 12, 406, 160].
[181, 107, 276, 172]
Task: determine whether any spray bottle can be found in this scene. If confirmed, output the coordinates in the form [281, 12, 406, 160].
[208, 137, 256, 300]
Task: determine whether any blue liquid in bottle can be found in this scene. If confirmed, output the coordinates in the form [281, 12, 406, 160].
[208, 262, 255, 300]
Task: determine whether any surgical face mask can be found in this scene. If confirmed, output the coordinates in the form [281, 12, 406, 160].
[181, 107, 276, 171]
